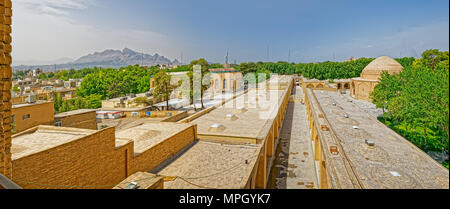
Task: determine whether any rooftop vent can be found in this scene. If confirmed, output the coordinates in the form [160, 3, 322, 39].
[352, 126, 359, 129]
[365, 139, 375, 147]
[332, 102, 336, 106]
[209, 123, 226, 132]
[330, 146, 339, 155]
[318, 114, 324, 118]
[235, 107, 247, 113]
[321, 125, 329, 131]
[389, 171, 401, 177]
[224, 114, 238, 121]
[124, 182, 139, 189]
[344, 114, 349, 118]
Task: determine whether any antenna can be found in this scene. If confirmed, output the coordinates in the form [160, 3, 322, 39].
[225, 49, 229, 64]
[266, 45, 270, 61]
[181, 52, 183, 65]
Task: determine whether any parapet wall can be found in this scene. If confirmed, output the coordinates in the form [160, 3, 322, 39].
[303, 88, 366, 189]
[55, 111, 98, 130]
[303, 88, 335, 189]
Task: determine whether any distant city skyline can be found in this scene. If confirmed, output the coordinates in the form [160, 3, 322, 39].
[12, 0, 449, 65]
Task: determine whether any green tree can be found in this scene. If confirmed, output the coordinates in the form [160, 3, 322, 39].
[189, 58, 210, 109]
[132, 96, 153, 106]
[38, 73, 48, 80]
[12, 85, 20, 93]
[153, 71, 177, 110]
[414, 49, 449, 71]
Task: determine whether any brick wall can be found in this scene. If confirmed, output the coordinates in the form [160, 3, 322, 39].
[0, 0, 12, 178]
[11, 124, 197, 189]
[129, 125, 196, 174]
[12, 127, 131, 189]
[55, 111, 97, 130]
[12, 102, 55, 134]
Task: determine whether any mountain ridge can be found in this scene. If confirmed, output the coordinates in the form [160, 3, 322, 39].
[13, 48, 181, 71]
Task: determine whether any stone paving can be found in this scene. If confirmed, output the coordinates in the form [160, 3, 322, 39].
[269, 86, 318, 189]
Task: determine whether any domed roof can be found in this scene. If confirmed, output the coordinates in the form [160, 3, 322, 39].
[360, 56, 403, 80]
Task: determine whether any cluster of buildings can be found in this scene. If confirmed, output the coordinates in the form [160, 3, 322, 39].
[9, 72, 81, 134]
[12, 74, 80, 103]
[301, 56, 403, 101]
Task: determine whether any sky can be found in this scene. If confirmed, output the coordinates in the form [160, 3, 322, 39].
[11, 0, 450, 65]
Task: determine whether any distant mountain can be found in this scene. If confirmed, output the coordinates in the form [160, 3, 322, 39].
[13, 48, 181, 71]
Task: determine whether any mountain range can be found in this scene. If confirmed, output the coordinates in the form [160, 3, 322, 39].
[13, 48, 181, 71]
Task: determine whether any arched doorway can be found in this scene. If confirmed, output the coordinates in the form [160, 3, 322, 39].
[358, 83, 369, 99]
[344, 83, 350, 89]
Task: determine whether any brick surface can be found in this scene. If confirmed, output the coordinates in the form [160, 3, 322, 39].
[11, 125, 196, 189]
[0, 0, 12, 178]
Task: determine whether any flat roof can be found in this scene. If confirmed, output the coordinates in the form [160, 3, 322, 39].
[115, 122, 192, 154]
[100, 106, 152, 112]
[351, 77, 378, 82]
[12, 101, 53, 109]
[154, 141, 260, 189]
[11, 126, 97, 160]
[54, 109, 97, 118]
[192, 76, 292, 140]
[104, 92, 151, 102]
[312, 90, 449, 189]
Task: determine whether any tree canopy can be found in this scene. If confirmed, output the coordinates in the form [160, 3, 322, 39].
[371, 49, 449, 161]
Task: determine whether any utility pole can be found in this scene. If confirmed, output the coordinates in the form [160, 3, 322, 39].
[181, 52, 183, 65]
[225, 49, 229, 65]
[288, 48, 291, 63]
[141, 50, 144, 66]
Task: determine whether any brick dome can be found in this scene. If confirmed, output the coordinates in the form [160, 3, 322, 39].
[360, 56, 403, 80]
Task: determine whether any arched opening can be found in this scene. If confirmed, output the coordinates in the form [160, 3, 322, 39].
[316, 84, 324, 88]
[337, 83, 342, 89]
[306, 84, 314, 88]
[358, 83, 369, 99]
[344, 83, 350, 89]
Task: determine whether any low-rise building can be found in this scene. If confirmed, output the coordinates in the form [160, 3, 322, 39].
[54, 109, 98, 130]
[11, 122, 197, 189]
[209, 68, 243, 93]
[11, 101, 54, 134]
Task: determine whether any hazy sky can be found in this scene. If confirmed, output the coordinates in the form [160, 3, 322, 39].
[11, 0, 449, 65]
